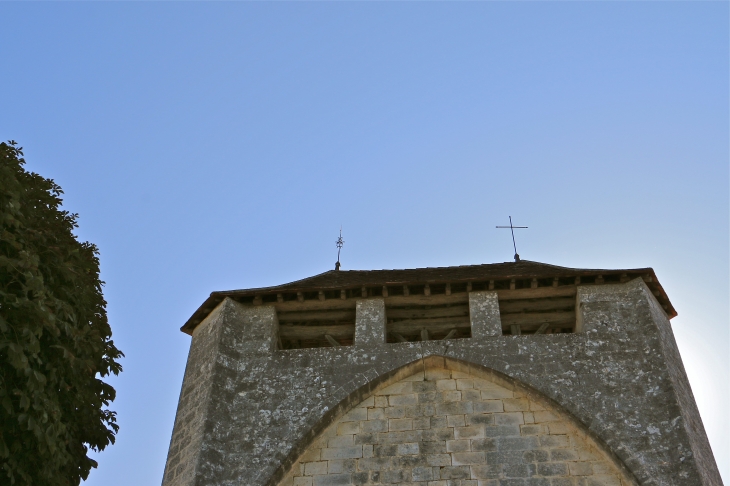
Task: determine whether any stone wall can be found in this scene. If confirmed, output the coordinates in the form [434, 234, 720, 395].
[161, 279, 723, 486]
[280, 361, 633, 486]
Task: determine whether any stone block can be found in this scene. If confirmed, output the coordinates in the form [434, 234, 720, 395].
[568, 461, 592, 476]
[389, 394, 418, 406]
[471, 464, 502, 479]
[452, 452, 487, 466]
[327, 435, 354, 448]
[389, 418, 413, 431]
[466, 414, 495, 426]
[447, 415, 466, 428]
[494, 413, 524, 426]
[439, 465, 471, 479]
[313, 474, 351, 486]
[321, 446, 363, 460]
[473, 400, 503, 413]
[397, 442, 420, 455]
[437, 379, 457, 391]
[536, 463, 568, 476]
[383, 406, 409, 418]
[446, 439, 471, 452]
[455, 426, 485, 439]
[362, 420, 388, 433]
[503, 398, 530, 412]
[304, 462, 328, 476]
[355, 298, 386, 347]
[337, 422, 360, 436]
[367, 408, 385, 420]
[427, 454, 453, 466]
[469, 291, 502, 339]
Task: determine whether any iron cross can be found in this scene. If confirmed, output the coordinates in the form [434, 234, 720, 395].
[496, 216, 528, 262]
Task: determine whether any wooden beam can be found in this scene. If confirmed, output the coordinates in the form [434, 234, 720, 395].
[421, 328, 429, 341]
[277, 293, 284, 303]
[534, 323, 550, 334]
[238, 285, 579, 314]
[389, 319, 470, 335]
[443, 329, 457, 340]
[318, 291, 325, 301]
[361, 286, 367, 298]
[274, 299, 357, 312]
[340, 290, 347, 300]
[277, 310, 356, 322]
[510, 324, 521, 335]
[392, 332, 408, 343]
[324, 334, 341, 347]
[497, 286, 577, 301]
[382, 286, 389, 297]
[386, 305, 469, 319]
[279, 324, 355, 340]
[445, 283, 451, 296]
[403, 285, 409, 296]
[467, 282, 472, 292]
[552, 278, 559, 288]
[488, 280, 494, 290]
[424, 284, 431, 296]
[500, 311, 575, 327]
[498, 297, 574, 314]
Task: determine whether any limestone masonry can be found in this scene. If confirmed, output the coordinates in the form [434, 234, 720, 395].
[162, 260, 723, 486]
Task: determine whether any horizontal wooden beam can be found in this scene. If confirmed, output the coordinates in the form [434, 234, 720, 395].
[389, 318, 470, 335]
[386, 305, 469, 319]
[498, 297, 574, 314]
[273, 300, 357, 312]
[500, 311, 575, 327]
[243, 285, 580, 313]
[277, 310, 356, 322]
[279, 324, 355, 340]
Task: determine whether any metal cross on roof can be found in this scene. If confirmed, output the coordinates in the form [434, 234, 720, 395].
[496, 216, 528, 262]
[335, 227, 344, 270]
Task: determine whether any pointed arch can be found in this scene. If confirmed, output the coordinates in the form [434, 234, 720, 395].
[272, 355, 639, 486]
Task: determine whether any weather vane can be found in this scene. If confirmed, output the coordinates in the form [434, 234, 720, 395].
[335, 227, 344, 270]
[496, 216, 528, 262]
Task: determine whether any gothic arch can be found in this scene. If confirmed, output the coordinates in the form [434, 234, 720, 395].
[274, 355, 638, 486]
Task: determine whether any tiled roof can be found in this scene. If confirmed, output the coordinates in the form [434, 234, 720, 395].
[182, 260, 674, 334]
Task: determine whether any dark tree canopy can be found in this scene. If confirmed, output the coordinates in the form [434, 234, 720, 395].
[0, 142, 123, 485]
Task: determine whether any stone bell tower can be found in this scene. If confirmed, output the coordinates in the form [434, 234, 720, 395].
[162, 260, 722, 486]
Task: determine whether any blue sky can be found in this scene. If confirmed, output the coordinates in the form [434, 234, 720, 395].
[1, 2, 727, 484]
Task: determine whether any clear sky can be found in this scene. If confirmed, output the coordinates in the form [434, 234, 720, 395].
[1, 2, 727, 484]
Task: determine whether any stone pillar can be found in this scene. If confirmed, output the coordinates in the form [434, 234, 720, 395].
[575, 279, 722, 485]
[355, 298, 386, 347]
[162, 298, 279, 486]
[575, 279, 654, 335]
[468, 291, 502, 338]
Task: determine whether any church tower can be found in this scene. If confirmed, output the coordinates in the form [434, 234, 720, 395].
[162, 260, 722, 486]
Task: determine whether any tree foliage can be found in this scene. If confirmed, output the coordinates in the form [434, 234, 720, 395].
[0, 141, 123, 485]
